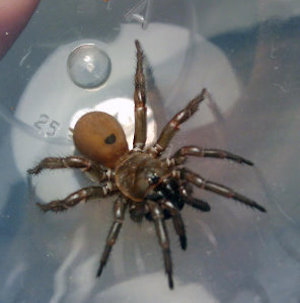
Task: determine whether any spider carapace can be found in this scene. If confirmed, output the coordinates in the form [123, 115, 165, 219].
[28, 40, 266, 289]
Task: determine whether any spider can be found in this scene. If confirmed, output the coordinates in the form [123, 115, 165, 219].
[28, 40, 266, 289]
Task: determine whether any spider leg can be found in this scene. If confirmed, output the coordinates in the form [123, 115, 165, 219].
[96, 196, 127, 277]
[177, 169, 266, 212]
[36, 183, 117, 212]
[172, 145, 253, 166]
[133, 40, 147, 151]
[28, 156, 113, 182]
[28, 156, 105, 173]
[148, 201, 174, 289]
[161, 200, 187, 250]
[149, 89, 207, 157]
[28, 156, 93, 174]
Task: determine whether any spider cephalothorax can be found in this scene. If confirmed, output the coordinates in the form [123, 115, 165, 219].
[28, 40, 266, 289]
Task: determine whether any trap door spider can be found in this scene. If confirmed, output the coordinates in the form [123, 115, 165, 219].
[28, 40, 266, 289]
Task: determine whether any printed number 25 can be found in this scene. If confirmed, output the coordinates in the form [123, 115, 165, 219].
[34, 114, 60, 137]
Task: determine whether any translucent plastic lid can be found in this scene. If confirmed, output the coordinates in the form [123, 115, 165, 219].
[0, 1, 299, 303]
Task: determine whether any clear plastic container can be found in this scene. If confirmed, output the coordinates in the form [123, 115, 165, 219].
[0, 0, 299, 302]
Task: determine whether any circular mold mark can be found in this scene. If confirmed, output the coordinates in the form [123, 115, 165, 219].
[67, 44, 111, 89]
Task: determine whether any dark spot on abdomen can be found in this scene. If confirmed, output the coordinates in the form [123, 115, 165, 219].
[105, 134, 116, 144]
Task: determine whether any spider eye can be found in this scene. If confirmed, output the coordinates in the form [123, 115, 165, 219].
[148, 174, 160, 185]
[104, 134, 116, 144]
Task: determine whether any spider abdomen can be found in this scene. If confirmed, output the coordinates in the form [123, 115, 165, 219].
[115, 152, 169, 202]
[73, 112, 129, 168]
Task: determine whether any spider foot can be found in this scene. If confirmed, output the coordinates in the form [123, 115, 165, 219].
[36, 202, 50, 212]
[27, 166, 41, 175]
[228, 191, 266, 212]
[179, 235, 187, 251]
[168, 273, 174, 289]
[175, 89, 207, 126]
[96, 262, 105, 278]
[255, 204, 266, 213]
[235, 195, 266, 213]
[238, 157, 253, 166]
[36, 201, 68, 213]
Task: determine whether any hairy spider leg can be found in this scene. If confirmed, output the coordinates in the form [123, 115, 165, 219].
[97, 196, 127, 277]
[133, 40, 147, 150]
[28, 156, 114, 184]
[27, 156, 94, 174]
[177, 169, 266, 212]
[172, 145, 254, 166]
[149, 88, 207, 157]
[36, 184, 117, 212]
[148, 201, 174, 289]
[161, 200, 187, 250]
[27, 155, 113, 179]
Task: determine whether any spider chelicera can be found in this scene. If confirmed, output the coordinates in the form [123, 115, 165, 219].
[28, 40, 266, 289]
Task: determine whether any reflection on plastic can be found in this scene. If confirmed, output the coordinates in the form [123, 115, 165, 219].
[49, 226, 95, 303]
[95, 273, 219, 303]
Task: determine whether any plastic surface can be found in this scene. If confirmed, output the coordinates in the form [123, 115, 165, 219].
[0, 0, 299, 302]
